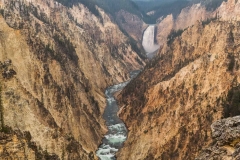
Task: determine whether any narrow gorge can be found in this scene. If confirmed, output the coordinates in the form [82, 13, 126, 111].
[96, 71, 140, 160]
[1, 0, 240, 159]
[0, 0, 145, 159]
[96, 82, 129, 160]
[117, 0, 240, 159]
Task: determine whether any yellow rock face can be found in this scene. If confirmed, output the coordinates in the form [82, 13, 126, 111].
[0, 0, 144, 159]
[156, 3, 214, 47]
[0, 133, 35, 160]
[117, 15, 240, 160]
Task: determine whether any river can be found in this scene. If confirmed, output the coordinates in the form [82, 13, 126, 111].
[96, 70, 140, 160]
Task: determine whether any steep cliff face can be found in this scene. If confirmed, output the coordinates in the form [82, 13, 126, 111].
[218, 0, 240, 21]
[156, 0, 239, 48]
[115, 10, 147, 59]
[116, 10, 147, 43]
[0, 0, 144, 159]
[156, 3, 214, 47]
[117, 1, 240, 158]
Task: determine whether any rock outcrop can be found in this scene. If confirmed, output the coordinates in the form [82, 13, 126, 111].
[0, 128, 62, 159]
[196, 116, 240, 160]
[0, 0, 144, 159]
[115, 10, 147, 58]
[117, 0, 240, 159]
[218, 0, 240, 21]
[0, 131, 36, 160]
[156, 0, 240, 48]
[116, 10, 147, 43]
[156, 3, 214, 47]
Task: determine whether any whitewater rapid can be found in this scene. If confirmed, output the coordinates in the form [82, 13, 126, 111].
[96, 71, 140, 160]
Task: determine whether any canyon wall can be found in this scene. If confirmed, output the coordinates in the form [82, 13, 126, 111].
[156, 0, 240, 48]
[115, 10, 147, 58]
[117, 0, 240, 159]
[116, 10, 147, 43]
[156, 3, 214, 47]
[0, 0, 144, 159]
[218, 0, 240, 21]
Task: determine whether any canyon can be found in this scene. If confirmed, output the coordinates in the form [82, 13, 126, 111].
[117, 0, 240, 159]
[96, 70, 140, 160]
[0, 0, 144, 159]
[0, 0, 240, 159]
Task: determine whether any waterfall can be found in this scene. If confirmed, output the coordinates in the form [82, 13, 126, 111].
[142, 25, 159, 57]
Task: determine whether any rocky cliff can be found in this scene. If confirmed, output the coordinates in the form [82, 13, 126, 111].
[0, 0, 144, 159]
[156, 3, 214, 47]
[156, 0, 239, 48]
[196, 116, 240, 160]
[115, 10, 147, 59]
[218, 0, 240, 21]
[116, 10, 147, 44]
[117, 0, 240, 159]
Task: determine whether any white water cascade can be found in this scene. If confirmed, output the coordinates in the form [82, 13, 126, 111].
[142, 25, 159, 58]
[96, 71, 140, 160]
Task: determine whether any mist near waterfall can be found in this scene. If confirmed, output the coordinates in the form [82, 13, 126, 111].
[142, 25, 159, 54]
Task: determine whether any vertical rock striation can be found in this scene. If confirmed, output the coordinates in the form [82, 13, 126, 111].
[117, 0, 240, 159]
[156, 3, 215, 49]
[0, 0, 144, 159]
[116, 10, 147, 43]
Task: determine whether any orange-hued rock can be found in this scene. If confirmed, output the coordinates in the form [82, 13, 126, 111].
[116, 10, 147, 43]
[156, 3, 214, 47]
[117, 13, 240, 160]
[0, 0, 144, 159]
[0, 132, 36, 159]
[156, 0, 240, 50]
